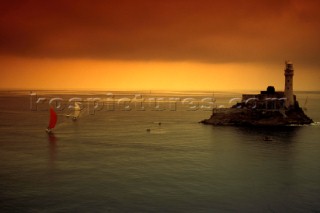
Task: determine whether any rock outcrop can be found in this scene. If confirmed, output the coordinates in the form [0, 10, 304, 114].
[201, 105, 313, 126]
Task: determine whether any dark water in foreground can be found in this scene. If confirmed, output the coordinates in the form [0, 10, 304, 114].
[0, 91, 319, 212]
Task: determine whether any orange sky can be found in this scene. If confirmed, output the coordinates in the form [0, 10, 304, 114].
[1, 0, 320, 91]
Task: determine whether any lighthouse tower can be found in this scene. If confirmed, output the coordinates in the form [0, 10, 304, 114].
[284, 61, 294, 108]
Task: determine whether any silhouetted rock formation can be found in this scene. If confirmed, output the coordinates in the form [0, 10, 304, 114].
[201, 105, 313, 126]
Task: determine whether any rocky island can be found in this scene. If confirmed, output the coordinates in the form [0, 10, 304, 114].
[201, 61, 313, 126]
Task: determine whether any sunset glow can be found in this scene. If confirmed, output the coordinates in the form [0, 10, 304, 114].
[1, 0, 319, 91]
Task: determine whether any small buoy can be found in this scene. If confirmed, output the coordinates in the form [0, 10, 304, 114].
[263, 136, 273, 141]
[146, 128, 151, 132]
[158, 122, 161, 126]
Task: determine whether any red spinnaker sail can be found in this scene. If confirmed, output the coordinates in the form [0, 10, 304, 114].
[48, 107, 57, 129]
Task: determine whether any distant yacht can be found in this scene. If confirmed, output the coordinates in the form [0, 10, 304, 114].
[72, 102, 81, 121]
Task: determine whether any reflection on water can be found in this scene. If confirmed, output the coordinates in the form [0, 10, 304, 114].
[0, 91, 319, 212]
[47, 133, 57, 168]
[235, 125, 300, 143]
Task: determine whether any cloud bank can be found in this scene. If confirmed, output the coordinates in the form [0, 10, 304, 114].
[1, 0, 320, 65]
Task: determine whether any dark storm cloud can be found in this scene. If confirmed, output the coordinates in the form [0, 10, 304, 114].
[0, 0, 320, 65]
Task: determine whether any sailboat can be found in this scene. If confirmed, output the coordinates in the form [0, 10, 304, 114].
[46, 107, 57, 134]
[72, 102, 81, 121]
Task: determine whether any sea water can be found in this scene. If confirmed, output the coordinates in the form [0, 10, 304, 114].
[0, 91, 319, 212]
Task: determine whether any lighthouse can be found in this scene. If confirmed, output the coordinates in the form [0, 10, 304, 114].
[284, 61, 294, 108]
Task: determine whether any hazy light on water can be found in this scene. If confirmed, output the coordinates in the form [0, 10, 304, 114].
[0, 91, 319, 212]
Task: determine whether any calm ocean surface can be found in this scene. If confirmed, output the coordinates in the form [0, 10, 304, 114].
[0, 91, 319, 212]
